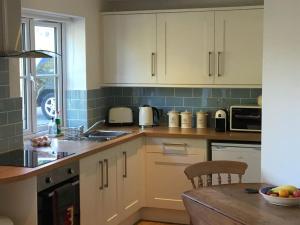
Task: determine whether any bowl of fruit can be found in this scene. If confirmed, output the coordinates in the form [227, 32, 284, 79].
[259, 185, 300, 206]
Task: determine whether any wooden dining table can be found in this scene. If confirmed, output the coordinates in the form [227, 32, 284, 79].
[182, 183, 300, 225]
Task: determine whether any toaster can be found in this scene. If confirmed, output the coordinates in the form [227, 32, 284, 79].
[108, 107, 134, 126]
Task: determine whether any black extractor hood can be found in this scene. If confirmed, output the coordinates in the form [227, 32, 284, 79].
[0, 0, 59, 58]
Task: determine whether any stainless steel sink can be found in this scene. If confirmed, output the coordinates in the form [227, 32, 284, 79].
[85, 130, 131, 142]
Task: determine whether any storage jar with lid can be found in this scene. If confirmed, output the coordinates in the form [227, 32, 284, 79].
[167, 111, 180, 128]
[196, 111, 208, 128]
[180, 111, 192, 128]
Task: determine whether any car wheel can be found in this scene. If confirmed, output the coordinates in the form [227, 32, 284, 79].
[41, 93, 56, 119]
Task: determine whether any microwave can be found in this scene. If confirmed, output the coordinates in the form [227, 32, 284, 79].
[230, 106, 261, 132]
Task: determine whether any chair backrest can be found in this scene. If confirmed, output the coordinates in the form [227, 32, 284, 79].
[184, 160, 248, 189]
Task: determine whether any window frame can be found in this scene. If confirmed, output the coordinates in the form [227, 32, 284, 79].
[20, 17, 64, 136]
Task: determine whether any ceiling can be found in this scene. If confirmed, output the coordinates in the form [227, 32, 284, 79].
[103, 0, 264, 12]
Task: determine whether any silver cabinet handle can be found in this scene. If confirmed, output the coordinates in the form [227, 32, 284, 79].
[217, 51, 222, 77]
[99, 161, 104, 190]
[123, 151, 127, 178]
[151, 52, 156, 77]
[162, 143, 187, 154]
[208, 52, 212, 77]
[104, 159, 108, 188]
[163, 143, 187, 148]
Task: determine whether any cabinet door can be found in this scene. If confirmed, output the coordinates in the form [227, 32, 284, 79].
[80, 152, 103, 225]
[157, 12, 214, 85]
[118, 138, 144, 217]
[146, 153, 206, 210]
[214, 9, 263, 85]
[103, 14, 157, 84]
[101, 148, 120, 225]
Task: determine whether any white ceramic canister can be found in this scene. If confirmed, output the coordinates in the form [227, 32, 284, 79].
[180, 111, 192, 129]
[167, 111, 180, 128]
[196, 111, 208, 129]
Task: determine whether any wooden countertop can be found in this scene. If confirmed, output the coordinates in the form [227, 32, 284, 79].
[182, 183, 300, 225]
[0, 127, 260, 184]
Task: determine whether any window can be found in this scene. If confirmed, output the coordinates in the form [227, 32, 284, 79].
[20, 18, 63, 134]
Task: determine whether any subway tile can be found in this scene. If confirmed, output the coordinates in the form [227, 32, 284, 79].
[201, 98, 219, 108]
[132, 87, 144, 96]
[115, 97, 132, 106]
[240, 98, 258, 105]
[122, 87, 133, 96]
[7, 110, 22, 124]
[0, 59, 8, 71]
[0, 139, 8, 153]
[230, 88, 251, 98]
[0, 112, 7, 125]
[250, 89, 262, 98]
[109, 87, 123, 96]
[104, 97, 115, 107]
[87, 99, 97, 109]
[193, 88, 211, 97]
[211, 88, 230, 98]
[0, 86, 9, 98]
[218, 98, 241, 108]
[165, 97, 183, 107]
[184, 98, 202, 107]
[174, 107, 193, 113]
[0, 72, 9, 85]
[8, 135, 23, 150]
[14, 122, 23, 135]
[143, 88, 174, 97]
[95, 98, 106, 108]
[175, 88, 193, 97]
[0, 124, 15, 139]
[133, 96, 165, 107]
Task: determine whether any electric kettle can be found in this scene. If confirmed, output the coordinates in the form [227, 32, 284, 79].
[139, 105, 160, 128]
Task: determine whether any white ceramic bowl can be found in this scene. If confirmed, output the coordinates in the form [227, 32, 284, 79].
[259, 187, 300, 207]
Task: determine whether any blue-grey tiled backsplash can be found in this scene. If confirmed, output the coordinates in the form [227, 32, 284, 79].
[0, 59, 23, 153]
[99, 87, 262, 127]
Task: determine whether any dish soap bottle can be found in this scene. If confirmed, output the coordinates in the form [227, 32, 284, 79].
[48, 117, 55, 136]
[55, 111, 62, 135]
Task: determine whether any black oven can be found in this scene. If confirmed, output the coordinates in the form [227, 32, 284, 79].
[37, 162, 80, 225]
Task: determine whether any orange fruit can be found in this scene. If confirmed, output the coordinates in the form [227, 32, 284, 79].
[278, 189, 289, 198]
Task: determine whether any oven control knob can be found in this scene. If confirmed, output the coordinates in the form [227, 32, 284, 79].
[45, 177, 53, 184]
[67, 168, 75, 175]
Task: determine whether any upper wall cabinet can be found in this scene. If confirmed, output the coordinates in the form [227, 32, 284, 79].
[103, 14, 157, 84]
[214, 9, 263, 85]
[102, 8, 263, 86]
[157, 12, 215, 85]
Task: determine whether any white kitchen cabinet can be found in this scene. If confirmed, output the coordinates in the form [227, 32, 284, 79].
[101, 148, 120, 225]
[80, 138, 144, 225]
[117, 138, 144, 218]
[146, 138, 207, 210]
[80, 146, 120, 225]
[214, 9, 263, 85]
[103, 14, 157, 84]
[102, 8, 263, 87]
[157, 12, 215, 85]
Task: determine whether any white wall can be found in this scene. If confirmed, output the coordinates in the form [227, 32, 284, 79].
[21, 0, 103, 90]
[262, 0, 300, 185]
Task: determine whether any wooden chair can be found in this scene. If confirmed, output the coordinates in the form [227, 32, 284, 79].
[183, 160, 248, 225]
[184, 160, 248, 189]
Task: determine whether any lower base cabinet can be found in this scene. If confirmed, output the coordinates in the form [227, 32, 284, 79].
[146, 138, 207, 210]
[80, 137, 208, 225]
[80, 138, 144, 225]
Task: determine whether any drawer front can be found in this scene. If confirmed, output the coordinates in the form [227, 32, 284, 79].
[146, 137, 207, 155]
[146, 153, 206, 210]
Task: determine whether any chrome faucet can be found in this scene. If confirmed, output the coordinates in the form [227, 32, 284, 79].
[83, 120, 106, 137]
